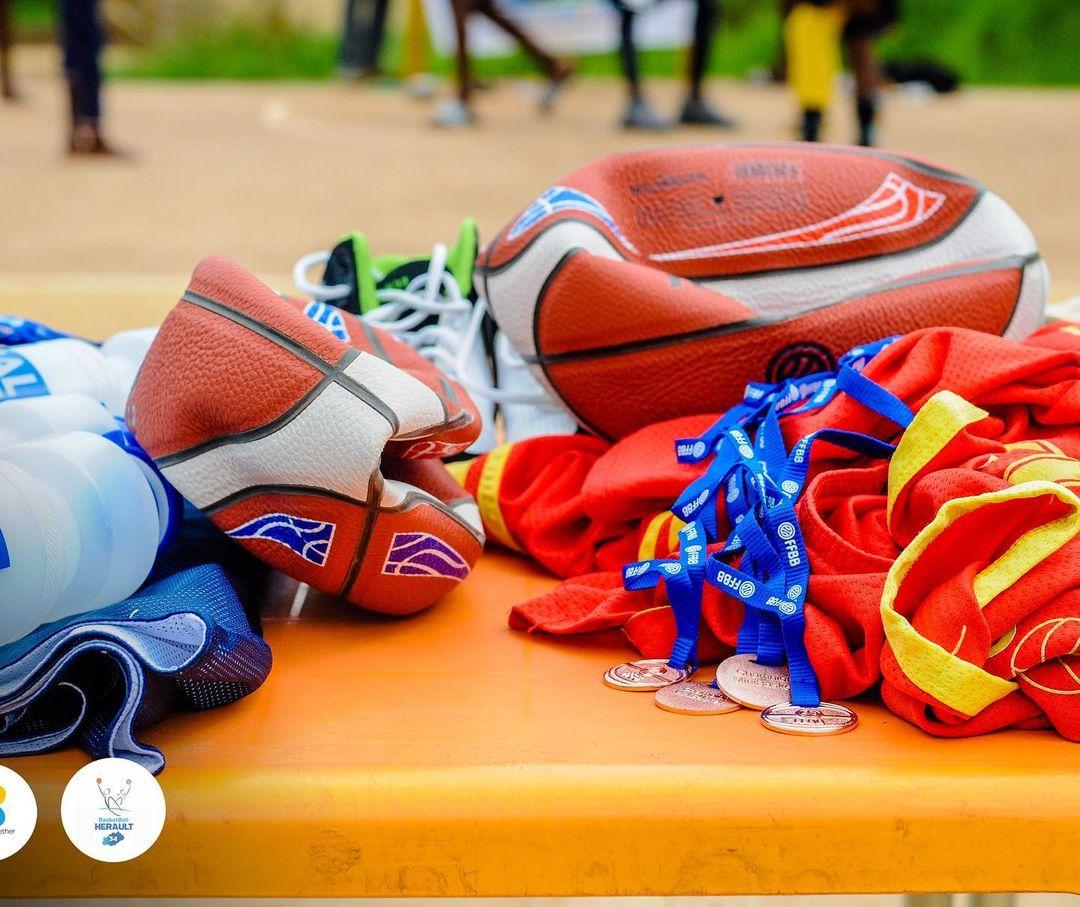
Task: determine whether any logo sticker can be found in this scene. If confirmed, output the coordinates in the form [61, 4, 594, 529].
[651, 172, 947, 262]
[0, 350, 49, 401]
[227, 513, 336, 566]
[0, 765, 37, 860]
[303, 301, 350, 343]
[507, 186, 639, 253]
[382, 532, 470, 580]
[61, 758, 165, 863]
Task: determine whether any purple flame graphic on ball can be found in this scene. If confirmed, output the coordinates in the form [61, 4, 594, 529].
[382, 532, 469, 580]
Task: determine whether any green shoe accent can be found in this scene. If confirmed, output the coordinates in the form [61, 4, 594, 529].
[321, 219, 479, 313]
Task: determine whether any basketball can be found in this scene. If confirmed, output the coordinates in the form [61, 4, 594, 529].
[127, 257, 485, 616]
[479, 143, 1048, 440]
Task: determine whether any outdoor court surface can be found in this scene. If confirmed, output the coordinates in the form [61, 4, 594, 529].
[1, 65, 1078, 326]
[2, 66, 1080, 903]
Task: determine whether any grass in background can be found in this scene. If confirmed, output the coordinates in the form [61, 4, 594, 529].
[109, 20, 339, 81]
[11, 0, 1072, 86]
[12, 0, 53, 41]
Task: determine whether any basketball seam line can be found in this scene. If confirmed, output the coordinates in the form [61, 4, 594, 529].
[340, 470, 383, 597]
[182, 289, 401, 434]
[154, 350, 360, 467]
[477, 186, 984, 283]
[528, 246, 609, 438]
[527, 252, 1041, 367]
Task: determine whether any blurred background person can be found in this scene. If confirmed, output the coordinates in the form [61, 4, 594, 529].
[612, 0, 737, 131]
[340, 0, 390, 79]
[784, 0, 897, 146]
[435, 0, 574, 127]
[0, 0, 15, 100]
[61, 0, 121, 154]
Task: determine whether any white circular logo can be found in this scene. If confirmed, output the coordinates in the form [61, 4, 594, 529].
[738, 444, 754, 459]
[778, 600, 798, 615]
[787, 584, 803, 601]
[661, 562, 681, 574]
[781, 480, 800, 496]
[738, 580, 756, 599]
[726, 481, 740, 502]
[61, 758, 166, 863]
[0, 765, 38, 860]
[692, 441, 706, 459]
[777, 522, 796, 541]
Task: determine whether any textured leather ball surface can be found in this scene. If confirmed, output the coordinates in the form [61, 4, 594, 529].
[479, 143, 1047, 440]
[129, 257, 485, 616]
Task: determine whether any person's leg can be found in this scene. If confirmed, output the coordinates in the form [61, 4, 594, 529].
[0, 0, 16, 101]
[366, 0, 391, 73]
[433, 0, 476, 126]
[784, 0, 844, 141]
[61, 0, 113, 153]
[340, 0, 365, 73]
[473, 0, 561, 77]
[617, 6, 642, 102]
[846, 34, 879, 145]
[687, 0, 716, 100]
[612, 6, 667, 129]
[678, 0, 737, 126]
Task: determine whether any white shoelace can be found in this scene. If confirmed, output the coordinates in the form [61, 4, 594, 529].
[293, 243, 550, 407]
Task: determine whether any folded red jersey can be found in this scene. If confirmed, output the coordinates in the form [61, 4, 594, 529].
[460, 323, 1080, 738]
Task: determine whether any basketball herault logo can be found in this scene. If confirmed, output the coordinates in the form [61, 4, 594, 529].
[227, 513, 336, 567]
[507, 186, 639, 254]
[94, 774, 134, 840]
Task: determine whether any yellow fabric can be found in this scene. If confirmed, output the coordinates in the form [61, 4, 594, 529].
[971, 484, 1080, 606]
[637, 511, 670, 561]
[476, 443, 523, 552]
[668, 514, 686, 553]
[637, 512, 685, 561]
[444, 458, 472, 487]
[882, 481, 1080, 716]
[1004, 452, 1080, 489]
[784, 2, 845, 110]
[887, 391, 987, 522]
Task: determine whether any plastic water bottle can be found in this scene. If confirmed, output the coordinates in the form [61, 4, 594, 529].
[0, 431, 162, 645]
[0, 327, 156, 415]
[0, 393, 181, 553]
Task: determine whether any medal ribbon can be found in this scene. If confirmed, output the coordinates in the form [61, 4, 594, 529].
[622, 520, 708, 671]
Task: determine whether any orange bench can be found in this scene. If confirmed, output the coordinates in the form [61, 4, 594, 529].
[5, 551, 1079, 898]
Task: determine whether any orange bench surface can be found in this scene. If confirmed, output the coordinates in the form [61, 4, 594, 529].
[4, 551, 1079, 899]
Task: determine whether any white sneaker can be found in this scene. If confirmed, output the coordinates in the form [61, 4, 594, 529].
[292, 220, 576, 454]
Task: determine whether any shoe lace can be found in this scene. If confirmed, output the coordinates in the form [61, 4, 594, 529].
[294, 243, 551, 407]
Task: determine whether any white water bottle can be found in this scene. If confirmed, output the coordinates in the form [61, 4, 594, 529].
[0, 328, 156, 415]
[0, 393, 179, 551]
[0, 430, 161, 645]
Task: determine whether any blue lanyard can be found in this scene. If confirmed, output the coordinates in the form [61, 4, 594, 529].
[674, 335, 903, 466]
[633, 336, 910, 708]
[622, 520, 707, 671]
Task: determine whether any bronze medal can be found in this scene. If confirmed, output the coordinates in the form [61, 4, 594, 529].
[714, 654, 791, 710]
[759, 702, 859, 736]
[654, 680, 741, 715]
[603, 658, 690, 691]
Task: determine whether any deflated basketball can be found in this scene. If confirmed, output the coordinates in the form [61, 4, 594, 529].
[478, 143, 1048, 440]
[128, 257, 485, 616]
